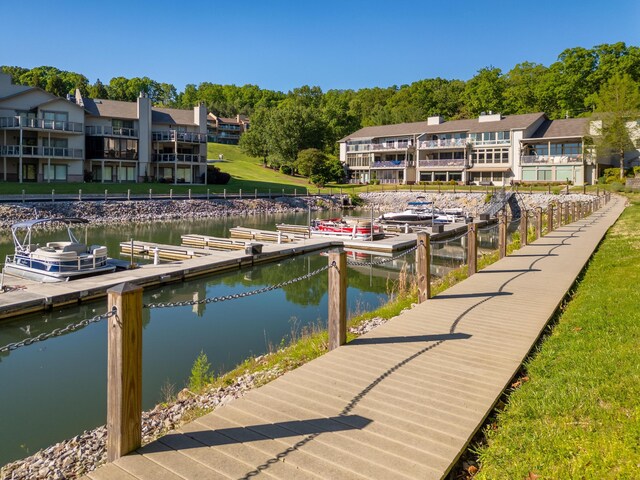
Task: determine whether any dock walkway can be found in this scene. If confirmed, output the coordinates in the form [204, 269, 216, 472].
[83, 196, 624, 479]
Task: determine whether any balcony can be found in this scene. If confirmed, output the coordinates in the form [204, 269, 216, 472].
[346, 144, 371, 152]
[418, 138, 467, 149]
[152, 153, 206, 163]
[88, 149, 138, 160]
[418, 158, 466, 168]
[370, 141, 413, 151]
[370, 160, 408, 169]
[0, 145, 83, 158]
[0, 116, 83, 133]
[152, 130, 207, 143]
[521, 154, 584, 165]
[471, 138, 510, 146]
[86, 125, 138, 137]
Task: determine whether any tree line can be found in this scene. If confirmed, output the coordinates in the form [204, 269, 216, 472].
[3, 42, 640, 183]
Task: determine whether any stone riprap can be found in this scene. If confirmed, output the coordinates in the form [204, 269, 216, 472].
[359, 191, 597, 217]
[0, 196, 341, 229]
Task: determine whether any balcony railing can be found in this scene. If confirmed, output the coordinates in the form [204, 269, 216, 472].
[521, 154, 584, 165]
[0, 145, 83, 158]
[346, 141, 413, 152]
[152, 153, 206, 163]
[152, 130, 207, 143]
[418, 158, 466, 168]
[471, 138, 510, 146]
[88, 150, 138, 160]
[86, 125, 138, 137]
[0, 116, 83, 133]
[370, 160, 408, 169]
[418, 138, 468, 149]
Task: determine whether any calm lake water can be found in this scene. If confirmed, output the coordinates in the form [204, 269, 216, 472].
[0, 211, 497, 465]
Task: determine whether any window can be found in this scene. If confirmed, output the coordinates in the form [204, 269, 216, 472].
[118, 166, 136, 181]
[43, 164, 68, 181]
[497, 131, 510, 141]
[42, 111, 68, 129]
[537, 169, 552, 181]
[42, 138, 68, 157]
[112, 119, 134, 129]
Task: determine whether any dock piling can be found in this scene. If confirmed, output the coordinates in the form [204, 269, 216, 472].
[467, 223, 477, 275]
[498, 212, 507, 258]
[416, 232, 431, 303]
[328, 249, 347, 351]
[107, 283, 143, 462]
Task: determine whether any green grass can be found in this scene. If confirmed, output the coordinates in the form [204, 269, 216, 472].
[474, 193, 640, 479]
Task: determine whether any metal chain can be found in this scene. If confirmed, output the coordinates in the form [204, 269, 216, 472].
[144, 263, 333, 309]
[346, 243, 419, 267]
[0, 307, 117, 353]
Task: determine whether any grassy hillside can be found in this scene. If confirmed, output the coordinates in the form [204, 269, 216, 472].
[207, 143, 312, 192]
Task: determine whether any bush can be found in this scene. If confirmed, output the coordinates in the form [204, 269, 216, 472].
[206, 165, 231, 185]
[610, 181, 625, 192]
[279, 165, 293, 175]
[189, 351, 213, 393]
[634, 166, 640, 177]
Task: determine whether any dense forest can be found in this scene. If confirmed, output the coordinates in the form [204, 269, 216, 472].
[3, 42, 640, 182]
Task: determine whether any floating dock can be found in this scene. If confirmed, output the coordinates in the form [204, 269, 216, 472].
[0, 221, 488, 321]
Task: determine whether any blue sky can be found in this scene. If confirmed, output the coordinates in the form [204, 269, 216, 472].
[3, 0, 639, 93]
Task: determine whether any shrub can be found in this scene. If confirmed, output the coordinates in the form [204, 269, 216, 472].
[634, 166, 640, 177]
[610, 181, 624, 192]
[206, 165, 231, 184]
[279, 165, 293, 175]
[189, 351, 213, 393]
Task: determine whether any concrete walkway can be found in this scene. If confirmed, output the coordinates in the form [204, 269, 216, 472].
[84, 196, 625, 480]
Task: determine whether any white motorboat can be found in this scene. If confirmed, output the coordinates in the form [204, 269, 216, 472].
[378, 200, 436, 224]
[3, 218, 116, 283]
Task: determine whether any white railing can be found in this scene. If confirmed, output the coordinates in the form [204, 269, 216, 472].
[371, 161, 407, 169]
[152, 130, 207, 143]
[0, 145, 83, 158]
[418, 138, 467, 149]
[0, 116, 83, 133]
[85, 125, 138, 137]
[346, 141, 413, 152]
[471, 138, 511, 146]
[521, 154, 584, 165]
[152, 153, 205, 163]
[418, 159, 466, 168]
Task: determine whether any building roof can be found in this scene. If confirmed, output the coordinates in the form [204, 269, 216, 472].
[340, 112, 546, 142]
[83, 98, 138, 119]
[152, 107, 196, 126]
[524, 117, 589, 140]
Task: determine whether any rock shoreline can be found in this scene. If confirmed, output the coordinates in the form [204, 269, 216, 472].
[0, 196, 343, 230]
[0, 192, 596, 230]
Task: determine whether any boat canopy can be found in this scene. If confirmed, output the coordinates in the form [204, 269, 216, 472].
[11, 218, 89, 230]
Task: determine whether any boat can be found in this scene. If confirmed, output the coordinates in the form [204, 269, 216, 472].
[378, 200, 436, 225]
[3, 218, 116, 283]
[433, 208, 467, 224]
[310, 218, 384, 240]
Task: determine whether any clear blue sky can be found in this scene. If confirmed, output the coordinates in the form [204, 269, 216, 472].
[3, 0, 639, 93]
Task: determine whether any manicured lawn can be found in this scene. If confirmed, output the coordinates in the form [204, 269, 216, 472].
[474, 194, 640, 479]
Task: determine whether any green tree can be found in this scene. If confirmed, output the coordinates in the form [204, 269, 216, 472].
[590, 73, 640, 179]
[503, 62, 549, 114]
[46, 75, 68, 97]
[188, 351, 213, 393]
[239, 108, 270, 166]
[88, 79, 108, 99]
[462, 67, 506, 117]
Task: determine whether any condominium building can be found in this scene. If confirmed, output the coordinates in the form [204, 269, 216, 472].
[207, 113, 250, 144]
[340, 112, 603, 186]
[0, 72, 208, 184]
[0, 72, 85, 182]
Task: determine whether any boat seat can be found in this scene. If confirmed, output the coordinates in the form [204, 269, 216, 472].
[61, 243, 87, 254]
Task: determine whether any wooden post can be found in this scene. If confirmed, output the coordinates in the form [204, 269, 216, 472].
[78, 189, 82, 201]
[416, 232, 430, 303]
[467, 223, 477, 275]
[328, 250, 347, 351]
[571, 202, 576, 222]
[498, 211, 507, 258]
[107, 283, 143, 462]
[547, 203, 554, 233]
[519, 211, 528, 247]
[536, 207, 542, 240]
[563, 202, 569, 225]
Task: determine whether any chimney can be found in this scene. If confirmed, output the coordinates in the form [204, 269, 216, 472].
[427, 116, 444, 125]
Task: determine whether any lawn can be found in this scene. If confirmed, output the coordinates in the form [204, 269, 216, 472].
[474, 193, 640, 479]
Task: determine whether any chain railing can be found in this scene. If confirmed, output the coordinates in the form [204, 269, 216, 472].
[144, 264, 334, 309]
[0, 307, 117, 353]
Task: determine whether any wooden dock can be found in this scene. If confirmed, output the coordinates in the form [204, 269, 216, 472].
[82, 196, 624, 479]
